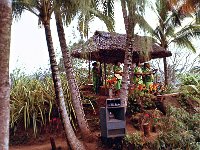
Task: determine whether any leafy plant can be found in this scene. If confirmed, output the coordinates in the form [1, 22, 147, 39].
[124, 131, 143, 150]
[151, 106, 200, 149]
[10, 70, 76, 137]
[178, 73, 200, 105]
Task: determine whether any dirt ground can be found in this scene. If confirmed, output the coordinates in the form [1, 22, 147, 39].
[10, 137, 68, 150]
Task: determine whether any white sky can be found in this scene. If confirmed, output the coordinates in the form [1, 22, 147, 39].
[9, 2, 199, 74]
[10, 2, 129, 74]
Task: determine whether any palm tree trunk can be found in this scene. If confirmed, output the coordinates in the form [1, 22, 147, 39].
[161, 37, 168, 86]
[0, 1, 12, 149]
[43, 22, 85, 150]
[54, 11, 91, 140]
[163, 57, 168, 86]
[120, 0, 133, 109]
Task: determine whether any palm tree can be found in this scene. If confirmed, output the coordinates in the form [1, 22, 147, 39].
[54, 9, 92, 140]
[12, 0, 85, 149]
[120, 0, 150, 109]
[55, 0, 114, 140]
[150, 0, 200, 86]
[0, 0, 12, 149]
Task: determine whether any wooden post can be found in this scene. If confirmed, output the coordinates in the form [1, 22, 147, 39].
[100, 62, 103, 86]
[143, 123, 150, 137]
[50, 136, 57, 150]
[88, 53, 91, 83]
[104, 62, 107, 88]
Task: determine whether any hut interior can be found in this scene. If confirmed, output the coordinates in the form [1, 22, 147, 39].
[71, 31, 172, 95]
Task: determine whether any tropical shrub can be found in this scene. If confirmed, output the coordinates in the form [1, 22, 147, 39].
[129, 106, 200, 150]
[178, 73, 200, 105]
[127, 91, 157, 115]
[10, 70, 76, 136]
[150, 106, 200, 149]
[124, 131, 143, 150]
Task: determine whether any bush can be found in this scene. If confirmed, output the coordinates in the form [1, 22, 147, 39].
[124, 131, 143, 150]
[152, 106, 200, 149]
[10, 70, 76, 137]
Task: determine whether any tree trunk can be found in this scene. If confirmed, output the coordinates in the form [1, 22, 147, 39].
[54, 11, 91, 140]
[163, 57, 168, 86]
[44, 22, 85, 150]
[120, 0, 133, 109]
[0, 1, 12, 149]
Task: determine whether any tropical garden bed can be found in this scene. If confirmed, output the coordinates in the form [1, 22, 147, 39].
[9, 71, 200, 150]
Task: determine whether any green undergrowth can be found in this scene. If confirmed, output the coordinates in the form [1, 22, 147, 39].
[124, 106, 200, 150]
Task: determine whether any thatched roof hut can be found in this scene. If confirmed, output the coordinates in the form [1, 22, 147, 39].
[71, 31, 172, 64]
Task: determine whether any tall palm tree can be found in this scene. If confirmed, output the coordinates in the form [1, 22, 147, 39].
[54, 9, 92, 140]
[120, 0, 150, 109]
[54, 0, 115, 140]
[12, 0, 85, 149]
[150, 0, 200, 86]
[0, 0, 12, 149]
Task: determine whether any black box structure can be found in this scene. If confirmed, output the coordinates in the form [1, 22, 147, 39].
[100, 98, 126, 138]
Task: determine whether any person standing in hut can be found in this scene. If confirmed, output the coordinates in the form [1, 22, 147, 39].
[142, 62, 155, 89]
[92, 62, 101, 94]
[133, 61, 143, 87]
[113, 61, 123, 96]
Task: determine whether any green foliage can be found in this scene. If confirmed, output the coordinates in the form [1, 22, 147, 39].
[126, 105, 199, 149]
[10, 69, 76, 137]
[124, 131, 143, 149]
[152, 0, 200, 52]
[127, 91, 157, 114]
[127, 93, 143, 114]
[150, 106, 200, 149]
[179, 73, 200, 85]
[178, 73, 200, 104]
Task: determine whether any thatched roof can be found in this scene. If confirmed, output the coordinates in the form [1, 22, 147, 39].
[71, 31, 172, 64]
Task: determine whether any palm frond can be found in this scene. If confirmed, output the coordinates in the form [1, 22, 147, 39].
[135, 14, 155, 34]
[78, 13, 94, 38]
[151, 27, 160, 42]
[135, 0, 150, 15]
[61, 0, 78, 26]
[12, 0, 39, 20]
[156, 0, 170, 22]
[88, 8, 115, 32]
[171, 36, 196, 52]
[165, 25, 175, 37]
[102, 0, 114, 19]
[176, 24, 200, 40]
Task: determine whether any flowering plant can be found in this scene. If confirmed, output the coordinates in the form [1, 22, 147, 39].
[143, 113, 151, 124]
[106, 77, 117, 88]
[149, 83, 166, 95]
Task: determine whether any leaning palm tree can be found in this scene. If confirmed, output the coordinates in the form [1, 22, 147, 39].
[0, 0, 12, 150]
[12, 0, 85, 149]
[54, 0, 115, 140]
[54, 5, 92, 140]
[150, 0, 200, 86]
[120, 0, 151, 109]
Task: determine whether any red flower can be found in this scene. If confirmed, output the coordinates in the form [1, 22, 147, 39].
[138, 84, 145, 91]
[107, 77, 117, 88]
[144, 113, 150, 118]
